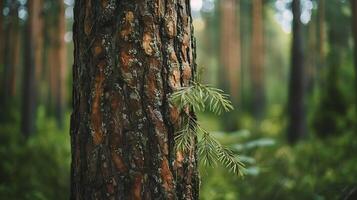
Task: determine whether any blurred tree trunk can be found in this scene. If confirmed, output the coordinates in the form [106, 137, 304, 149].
[71, 0, 199, 199]
[287, 0, 306, 143]
[352, 0, 357, 115]
[21, 0, 43, 137]
[49, 0, 66, 128]
[219, 0, 241, 131]
[220, 0, 241, 103]
[2, 1, 19, 102]
[250, 0, 265, 119]
[306, 12, 317, 93]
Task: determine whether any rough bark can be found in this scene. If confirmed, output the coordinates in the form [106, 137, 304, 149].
[250, 0, 265, 118]
[21, 0, 44, 137]
[219, 0, 241, 103]
[287, 0, 306, 143]
[70, 0, 199, 199]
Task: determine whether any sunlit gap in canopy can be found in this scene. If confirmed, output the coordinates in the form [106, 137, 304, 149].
[191, 0, 215, 32]
[275, 0, 314, 34]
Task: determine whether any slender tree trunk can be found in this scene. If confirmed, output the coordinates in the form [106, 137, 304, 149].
[21, 0, 43, 137]
[250, 0, 265, 118]
[49, 0, 67, 128]
[9, 5, 20, 97]
[220, 0, 241, 103]
[287, 0, 306, 143]
[351, 0, 357, 116]
[306, 13, 317, 93]
[71, 1, 199, 199]
[2, 1, 19, 102]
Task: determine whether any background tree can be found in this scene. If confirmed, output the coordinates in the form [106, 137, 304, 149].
[71, 0, 199, 199]
[250, 0, 265, 119]
[287, 0, 306, 143]
[21, 0, 44, 137]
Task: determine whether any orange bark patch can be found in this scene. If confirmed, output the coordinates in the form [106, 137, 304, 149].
[169, 68, 180, 89]
[91, 62, 105, 145]
[120, 51, 132, 71]
[169, 106, 180, 125]
[131, 174, 143, 200]
[84, 0, 92, 35]
[160, 158, 174, 199]
[93, 41, 103, 57]
[101, 0, 109, 8]
[112, 153, 128, 173]
[120, 11, 135, 40]
[182, 63, 192, 81]
[142, 33, 153, 55]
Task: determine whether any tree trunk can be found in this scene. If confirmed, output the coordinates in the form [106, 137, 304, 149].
[71, 1, 199, 199]
[2, 1, 19, 102]
[21, 0, 43, 137]
[250, 0, 265, 118]
[220, 0, 241, 103]
[287, 0, 306, 143]
[48, 0, 67, 128]
[352, 0, 357, 116]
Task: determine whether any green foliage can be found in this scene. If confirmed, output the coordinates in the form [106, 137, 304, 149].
[171, 82, 234, 115]
[200, 110, 357, 200]
[0, 113, 70, 200]
[170, 81, 244, 176]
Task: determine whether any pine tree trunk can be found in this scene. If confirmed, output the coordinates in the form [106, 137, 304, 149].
[250, 0, 265, 118]
[287, 0, 306, 143]
[21, 0, 43, 137]
[71, 1, 199, 199]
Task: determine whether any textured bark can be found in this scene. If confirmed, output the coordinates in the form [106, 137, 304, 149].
[250, 0, 265, 118]
[70, 0, 199, 199]
[219, 0, 241, 103]
[287, 0, 306, 143]
[21, 0, 44, 137]
[352, 0, 357, 115]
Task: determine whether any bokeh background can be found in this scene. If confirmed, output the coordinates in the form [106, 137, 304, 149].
[1, 0, 357, 199]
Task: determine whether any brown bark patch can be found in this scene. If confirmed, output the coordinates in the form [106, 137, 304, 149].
[160, 158, 174, 199]
[112, 153, 128, 173]
[120, 11, 135, 40]
[84, 0, 92, 35]
[91, 62, 105, 145]
[131, 174, 143, 200]
[142, 33, 153, 56]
